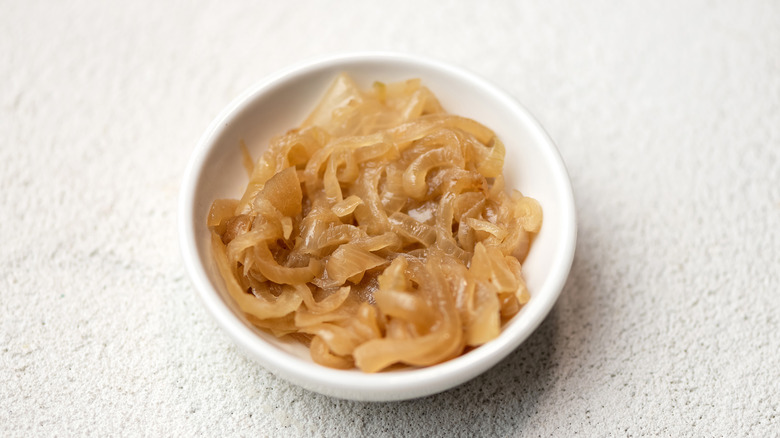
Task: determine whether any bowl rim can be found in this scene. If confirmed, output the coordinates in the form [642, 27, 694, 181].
[178, 51, 576, 401]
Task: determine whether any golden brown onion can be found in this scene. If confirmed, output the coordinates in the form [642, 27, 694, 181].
[207, 73, 542, 372]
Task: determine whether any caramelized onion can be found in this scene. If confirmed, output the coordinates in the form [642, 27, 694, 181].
[207, 73, 542, 372]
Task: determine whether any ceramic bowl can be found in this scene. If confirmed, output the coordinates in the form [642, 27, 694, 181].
[179, 52, 576, 401]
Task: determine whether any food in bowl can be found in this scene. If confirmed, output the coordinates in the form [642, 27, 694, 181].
[207, 73, 542, 372]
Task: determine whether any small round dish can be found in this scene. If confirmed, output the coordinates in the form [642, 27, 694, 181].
[179, 52, 576, 401]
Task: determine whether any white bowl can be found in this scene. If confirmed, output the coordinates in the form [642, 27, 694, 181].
[179, 52, 576, 401]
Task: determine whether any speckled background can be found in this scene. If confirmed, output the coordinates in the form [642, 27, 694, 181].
[2, 0, 778, 436]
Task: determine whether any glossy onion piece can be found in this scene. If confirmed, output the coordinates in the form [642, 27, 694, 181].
[303, 146, 335, 194]
[353, 136, 398, 164]
[388, 212, 436, 246]
[323, 244, 387, 287]
[245, 313, 298, 337]
[374, 257, 435, 333]
[403, 147, 458, 199]
[301, 73, 363, 133]
[471, 243, 518, 294]
[227, 229, 280, 263]
[443, 116, 495, 144]
[351, 165, 390, 235]
[353, 254, 463, 372]
[207, 198, 239, 230]
[323, 155, 344, 204]
[211, 232, 303, 319]
[454, 193, 486, 250]
[207, 73, 542, 372]
[315, 224, 365, 253]
[331, 195, 364, 217]
[253, 241, 321, 285]
[476, 138, 506, 178]
[294, 301, 355, 327]
[504, 256, 531, 305]
[303, 303, 382, 356]
[379, 166, 406, 213]
[465, 217, 509, 241]
[293, 284, 351, 314]
[433, 168, 487, 197]
[310, 335, 354, 369]
[513, 192, 543, 233]
[464, 281, 500, 346]
[354, 232, 402, 253]
[301, 323, 365, 356]
[257, 166, 302, 217]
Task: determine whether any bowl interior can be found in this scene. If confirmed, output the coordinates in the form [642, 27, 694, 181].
[181, 53, 575, 401]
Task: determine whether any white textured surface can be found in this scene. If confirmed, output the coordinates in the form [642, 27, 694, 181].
[1, 0, 778, 436]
